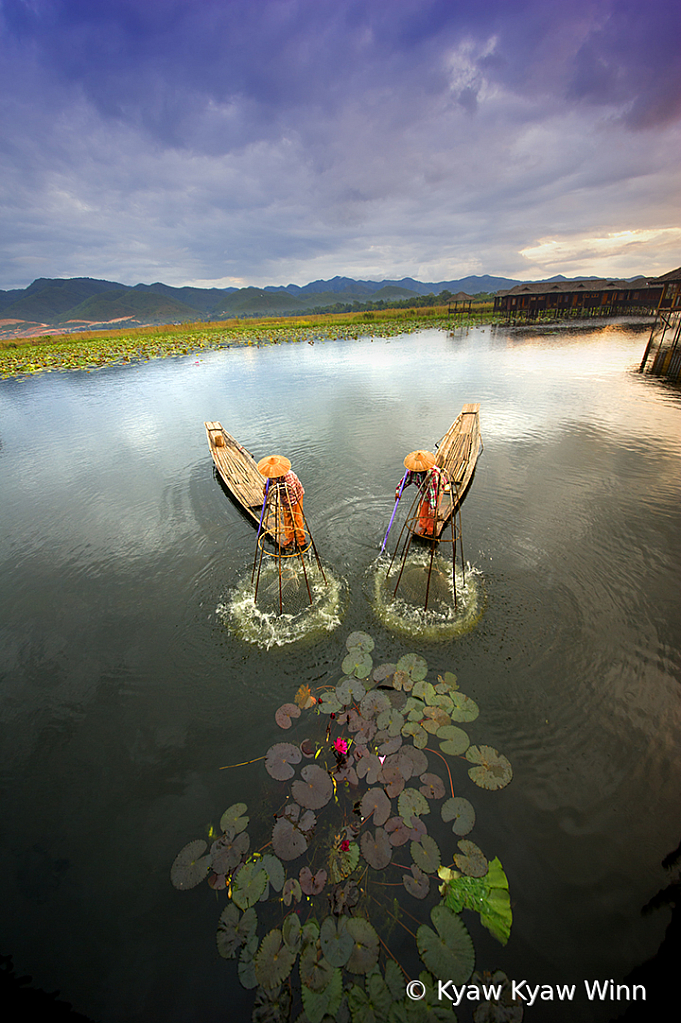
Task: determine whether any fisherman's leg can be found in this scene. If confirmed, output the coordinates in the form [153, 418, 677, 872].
[292, 500, 306, 546]
[282, 506, 295, 545]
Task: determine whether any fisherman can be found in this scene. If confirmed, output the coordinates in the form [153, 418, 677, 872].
[395, 450, 443, 537]
[257, 455, 307, 548]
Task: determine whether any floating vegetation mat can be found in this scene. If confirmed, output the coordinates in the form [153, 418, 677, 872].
[218, 561, 346, 649]
[172, 632, 514, 1022]
[370, 550, 484, 641]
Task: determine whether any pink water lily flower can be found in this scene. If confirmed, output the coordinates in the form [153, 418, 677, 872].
[333, 738, 349, 755]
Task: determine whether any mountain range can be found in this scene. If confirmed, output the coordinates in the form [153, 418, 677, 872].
[0, 273, 638, 335]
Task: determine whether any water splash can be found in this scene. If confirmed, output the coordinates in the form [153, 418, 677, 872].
[369, 548, 484, 641]
[217, 560, 347, 649]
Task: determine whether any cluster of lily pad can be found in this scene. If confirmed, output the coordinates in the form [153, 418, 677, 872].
[0, 314, 466, 379]
[171, 632, 513, 1022]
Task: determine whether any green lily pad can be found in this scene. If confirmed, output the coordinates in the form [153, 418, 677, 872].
[466, 745, 513, 790]
[345, 917, 380, 974]
[417, 904, 475, 984]
[454, 839, 488, 878]
[436, 671, 459, 691]
[401, 720, 428, 748]
[346, 631, 375, 653]
[219, 802, 249, 834]
[396, 653, 428, 681]
[260, 853, 285, 893]
[254, 928, 296, 990]
[360, 827, 393, 870]
[348, 968, 394, 1021]
[282, 877, 302, 905]
[360, 690, 391, 719]
[403, 863, 430, 899]
[412, 680, 436, 704]
[437, 724, 470, 756]
[449, 692, 480, 722]
[336, 677, 367, 705]
[232, 859, 268, 910]
[282, 912, 302, 953]
[342, 650, 373, 679]
[170, 839, 211, 890]
[300, 965, 343, 1023]
[376, 706, 405, 736]
[216, 904, 257, 959]
[237, 935, 259, 989]
[442, 857, 512, 945]
[317, 692, 343, 714]
[398, 787, 430, 822]
[411, 834, 441, 874]
[300, 942, 335, 992]
[320, 915, 354, 968]
[441, 796, 476, 836]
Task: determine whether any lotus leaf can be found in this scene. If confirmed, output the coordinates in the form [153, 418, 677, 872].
[443, 858, 512, 945]
[282, 877, 302, 905]
[422, 706, 451, 734]
[417, 904, 475, 984]
[317, 691, 343, 714]
[210, 831, 249, 874]
[216, 904, 257, 959]
[232, 859, 268, 910]
[282, 912, 302, 953]
[346, 631, 375, 653]
[396, 653, 428, 681]
[260, 853, 285, 893]
[403, 863, 430, 899]
[404, 697, 426, 721]
[251, 984, 292, 1023]
[376, 734, 402, 757]
[398, 745, 428, 778]
[466, 745, 513, 790]
[398, 787, 430, 822]
[454, 840, 488, 878]
[348, 968, 394, 1021]
[359, 787, 391, 826]
[342, 650, 373, 679]
[429, 692, 454, 711]
[360, 690, 390, 719]
[170, 839, 211, 890]
[384, 816, 412, 847]
[275, 702, 301, 729]
[372, 662, 397, 683]
[336, 677, 366, 705]
[319, 915, 354, 968]
[238, 935, 259, 989]
[355, 750, 382, 784]
[219, 802, 249, 834]
[437, 671, 459, 691]
[412, 680, 437, 704]
[360, 826, 392, 870]
[345, 917, 380, 974]
[265, 742, 302, 781]
[437, 724, 471, 756]
[449, 692, 480, 722]
[299, 942, 335, 992]
[441, 796, 476, 836]
[299, 866, 327, 896]
[291, 764, 333, 809]
[419, 773, 446, 800]
[272, 817, 308, 861]
[411, 834, 441, 874]
[300, 965, 343, 1023]
[401, 721, 428, 748]
[254, 928, 296, 990]
[328, 839, 360, 883]
[391, 668, 414, 692]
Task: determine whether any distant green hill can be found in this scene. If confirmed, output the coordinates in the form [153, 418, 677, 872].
[3, 277, 125, 320]
[59, 289, 199, 323]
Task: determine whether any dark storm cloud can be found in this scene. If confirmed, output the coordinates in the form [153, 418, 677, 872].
[0, 0, 679, 288]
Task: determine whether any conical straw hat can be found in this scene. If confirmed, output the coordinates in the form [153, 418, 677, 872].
[404, 449, 436, 471]
[257, 455, 292, 478]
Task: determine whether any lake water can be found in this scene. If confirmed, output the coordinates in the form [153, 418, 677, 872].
[0, 322, 679, 1022]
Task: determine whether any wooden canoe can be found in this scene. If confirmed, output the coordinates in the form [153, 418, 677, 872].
[204, 421, 276, 537]
[417, 403, 482, 538]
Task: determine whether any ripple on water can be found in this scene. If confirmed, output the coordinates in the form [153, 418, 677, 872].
[369, 548, 484, 641]
[217, 559, 347, 649]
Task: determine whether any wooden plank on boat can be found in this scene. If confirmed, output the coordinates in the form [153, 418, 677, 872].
[204, 421, 276, 536]
[424, 403, 481, 538]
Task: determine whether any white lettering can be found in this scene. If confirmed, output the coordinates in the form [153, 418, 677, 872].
[632, 985, 646, 1001]
[466, 985, 480, 1002]
[482, 984, 503, 1000]
[511, 980, 527, 1002]
[540, 986, 554, 1001]
[437, 981, 466, 1006]
[555, 985, 576, 1000]
[584, 979, 611, 1001]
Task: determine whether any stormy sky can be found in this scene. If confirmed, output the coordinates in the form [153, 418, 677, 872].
[1, 0, 679, 290]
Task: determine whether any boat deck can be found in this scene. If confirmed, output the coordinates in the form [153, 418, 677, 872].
[204, 421, 274, 535]
[418, 403, 481, 538]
